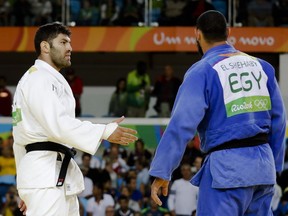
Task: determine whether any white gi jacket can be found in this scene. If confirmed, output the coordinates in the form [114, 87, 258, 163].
[12, 60, 116, 195]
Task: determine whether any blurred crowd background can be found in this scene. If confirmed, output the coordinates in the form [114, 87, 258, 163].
[0, 0, 288, 27]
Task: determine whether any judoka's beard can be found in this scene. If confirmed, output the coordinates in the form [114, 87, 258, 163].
[196, 40, 204, 57]
[50, 47, 71, 70]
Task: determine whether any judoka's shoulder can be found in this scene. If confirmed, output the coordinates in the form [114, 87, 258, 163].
[22, 66, 55, 91]
[184, 60, 210, 80]
[26, 65, 54, 81]
[257, 58, 275, 77]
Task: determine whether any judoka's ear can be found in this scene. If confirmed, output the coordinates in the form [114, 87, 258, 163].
[194, 28, 202, 41]
[226, 27, 231, 37]
[40, 41, 50, 54]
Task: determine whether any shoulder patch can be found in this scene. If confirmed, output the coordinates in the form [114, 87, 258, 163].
[12, 108, 22, 126]
[28, 66, 38, 74]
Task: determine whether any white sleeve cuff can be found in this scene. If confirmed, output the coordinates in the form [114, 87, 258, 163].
[102, 122, 118, 140]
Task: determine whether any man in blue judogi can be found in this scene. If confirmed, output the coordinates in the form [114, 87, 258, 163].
[149, 10, 286, 216]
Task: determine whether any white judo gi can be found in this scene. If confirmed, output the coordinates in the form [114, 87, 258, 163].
[12, 59, 117, 215]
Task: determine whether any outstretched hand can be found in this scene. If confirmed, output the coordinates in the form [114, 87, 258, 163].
[151, 177, 170, 206]
[107, 116, 138, 145]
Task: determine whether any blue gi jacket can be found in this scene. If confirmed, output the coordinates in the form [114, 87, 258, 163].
[149, 44, 286, 189]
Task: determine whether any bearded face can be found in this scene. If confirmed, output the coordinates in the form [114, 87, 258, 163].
[48, 33, 72, 70]
[50, 45, 71, 69]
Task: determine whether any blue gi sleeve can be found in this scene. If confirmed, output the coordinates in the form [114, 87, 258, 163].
[268, 77, 286, 172]
[149, 64, 209, 180]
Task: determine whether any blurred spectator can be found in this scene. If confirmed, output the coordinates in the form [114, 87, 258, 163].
[126, 176, 143, 208]
[78, 152, 101, 170]
[2, 135, 13, 149]
[30, 0, 53, 25]
[115, 195, 135, 216]
[79, 200, 86, 216]
[0, 76, 12, 116]
[272, 183, 283, 213]
[274, 188, 288, 216]
[192, 155, 203, 172]
[87, 183, 115, 216]
[116, 185, 141, 213]
[126, 168, 137, 179]
[39, 0, 53, 25]
[103, 142, 128, 161]
[141, 198, 169, 216]
[278, 169, 288, 193]
[126, 61, 151, 117]
[78, 164, 94, 216]
[12, 0, 32, 26]
[272, 0, 288, 26]
[105, 205, 116, 216]
[78, 152, 110, 187]
[158, 0, 187, 26]
[102, 144, 129, 174]
[0, 145, 16, 201]
[182, 135, 203, 166]
[29, 0, 45, 25]
[0, 137, 3, 154]
[64, 67, 84, 117]
[168, 163, 198, 216]
[70, 0, 81, 22]
[78, 165, 94, 199]
[182, 0, 215, 26]
[135, 159, 149, 196]
[284, 147, 288, 171]
[151, 0, 164, 24]
[211, 0, 227, 18]
[51, 0, 62, 22]
[135, 0, 145, 24]
[247, 0, 274, 26]
[171, 136, 203, 181]
[102, 159, 118, 191]
[127, 139, 152, 168]
[235, 0, 250, 26]
[102, 144, 129, 191]
[108, 77, 128, 117]
[100, 0, 121, 25]
[118, 0, 140, 26]
[102, 172, 119, 200]
[152, 65, 181, 117]
[0, 0, 11, 26]
[78, 0, 100, 26]
[0, 185, 22, 216]
[278, 148, 288, 192]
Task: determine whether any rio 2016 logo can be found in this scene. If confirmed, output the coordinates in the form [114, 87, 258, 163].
[231, 102, 253, 112]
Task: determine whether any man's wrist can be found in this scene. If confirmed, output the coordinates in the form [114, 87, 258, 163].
[102, 122, 118, 140]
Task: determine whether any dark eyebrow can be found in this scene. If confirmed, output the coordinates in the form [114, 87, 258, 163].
[60, 37, 70, 43]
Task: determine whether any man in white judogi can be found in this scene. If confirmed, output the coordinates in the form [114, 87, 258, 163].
[12, 22, 138, 216]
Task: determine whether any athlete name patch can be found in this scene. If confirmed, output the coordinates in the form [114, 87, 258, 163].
[213, 54, 271, 117]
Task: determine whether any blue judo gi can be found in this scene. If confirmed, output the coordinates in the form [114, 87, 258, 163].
[149, 44, 286, 215]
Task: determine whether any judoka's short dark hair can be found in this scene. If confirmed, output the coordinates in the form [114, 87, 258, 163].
[34, 22, 71, 56]
[196, 10, 228, 43]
